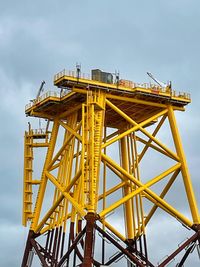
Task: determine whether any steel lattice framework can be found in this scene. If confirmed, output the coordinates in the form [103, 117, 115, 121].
[22, 70, 200, 267]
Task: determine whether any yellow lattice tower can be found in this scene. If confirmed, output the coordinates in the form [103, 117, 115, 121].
[22, 69, 200, 267]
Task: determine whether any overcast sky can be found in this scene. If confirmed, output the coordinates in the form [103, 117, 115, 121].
[0, 0, 200, 266]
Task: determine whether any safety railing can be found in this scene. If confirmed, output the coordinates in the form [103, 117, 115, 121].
[25, 87, 190, 112]
[25, 102, 32, 110]
[126, 83, 191, 100]
[135, 83, 166, 92]
[31, 128, 47, 135]
[36, 91, 59, 103]
[60, 88, 71, 98]
[54, 69, 191, 101]
[25, 71, 191, 112]
[54, 69, 91, 81]
[25, 91, 60, 111]
[176, 91, 191, 100]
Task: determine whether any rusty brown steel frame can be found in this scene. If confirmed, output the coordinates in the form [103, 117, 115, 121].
[22, 218, 200, 267]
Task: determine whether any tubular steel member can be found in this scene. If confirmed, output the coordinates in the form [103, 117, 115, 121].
[81, 213, 98, 267]
[22, 69, 200, 267]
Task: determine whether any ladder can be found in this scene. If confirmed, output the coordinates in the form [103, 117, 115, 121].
[82, 90, 105, 211]
[22, 127, 49, 226]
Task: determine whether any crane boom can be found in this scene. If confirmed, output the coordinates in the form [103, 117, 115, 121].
[36, 80, 45, 100]
[147, 72, 167, 88]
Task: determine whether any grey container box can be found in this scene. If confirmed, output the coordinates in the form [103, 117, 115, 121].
[92, 69, 113, 84]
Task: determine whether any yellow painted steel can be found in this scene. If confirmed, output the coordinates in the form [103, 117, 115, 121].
[168, 106, 200, 224]
[121, 136, 135, 239]
[23, 70, 199, 245]
[72, 88, 186, 111]
[31, 121, 59, 230]
[82, 90, 106, 212]
[138, 114, 167, 162]
[98, 181, 126, 201]
[23, 131, 34, 226]
[99, 156, 181, 217]
[102, 220, 126, 242]
[101, 153, 193, 227]
[23, 127, 49, 226]
[47, 121, 82, 171]
[132, 132, 145, 236]
[144, 169, 180, 226]
[104, 100, 179, 161]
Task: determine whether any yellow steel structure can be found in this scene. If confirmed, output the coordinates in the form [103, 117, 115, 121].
[22, 69, 199, 266]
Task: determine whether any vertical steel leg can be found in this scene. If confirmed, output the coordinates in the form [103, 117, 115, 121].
[21, 230, 35, 267]
[81, 213, 97, 267]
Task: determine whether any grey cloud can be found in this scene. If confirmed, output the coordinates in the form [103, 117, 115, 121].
[1, 0, 200, 266]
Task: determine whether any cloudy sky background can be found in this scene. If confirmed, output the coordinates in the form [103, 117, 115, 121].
[0, 0, 200, 266]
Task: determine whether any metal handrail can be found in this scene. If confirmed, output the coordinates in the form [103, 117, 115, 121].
[31, 128, 47, 135]
[54, 69, 91, 81]
[54, 69, 191, 101]
[25, 91, 60, 111]
[25, 71, 191, 112]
